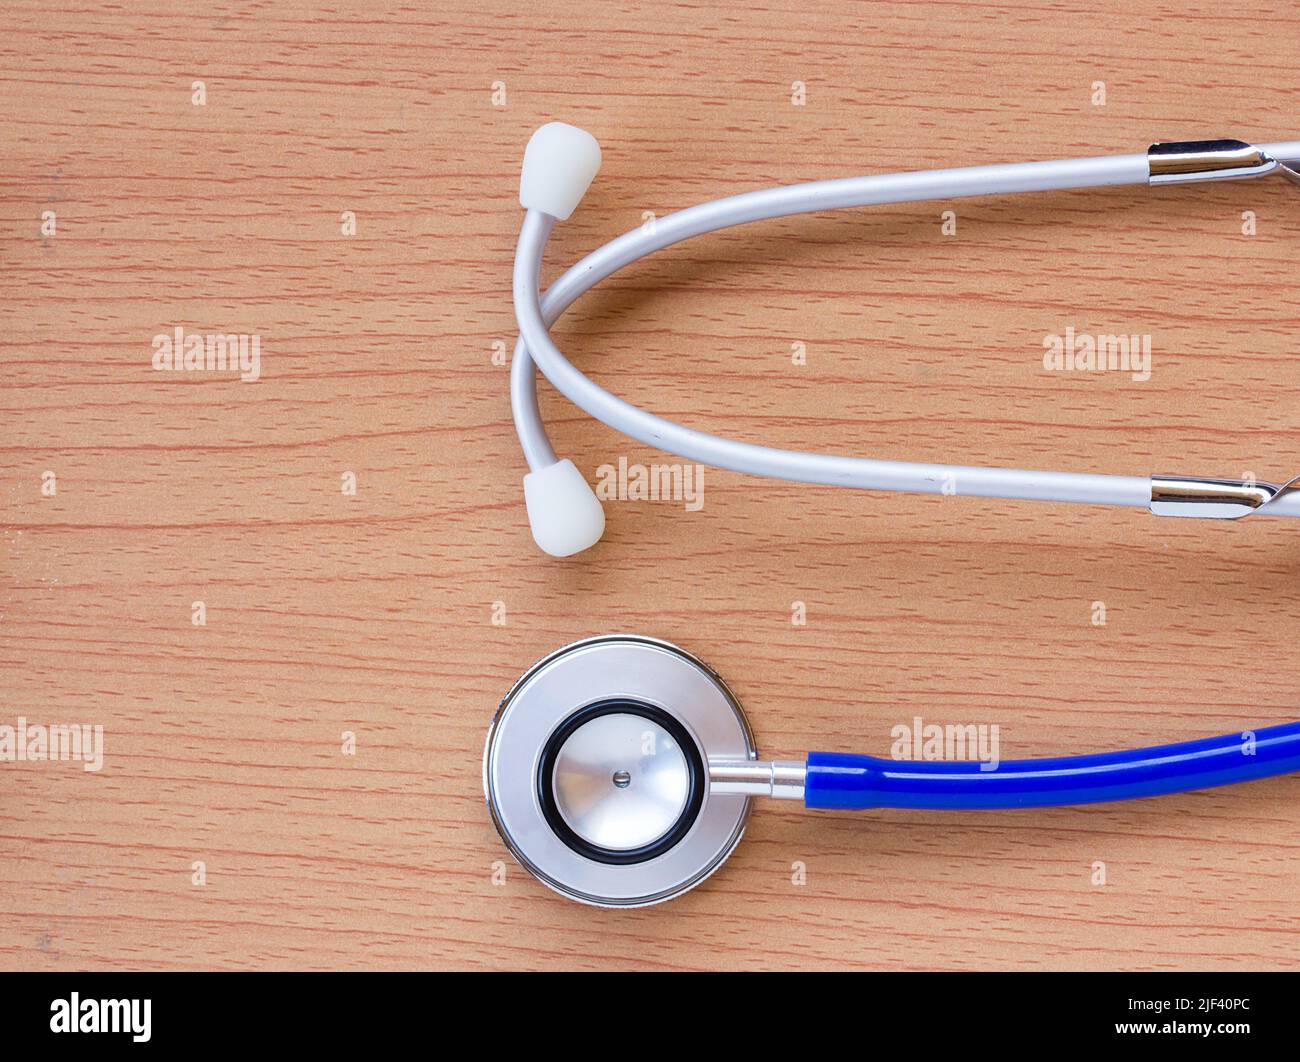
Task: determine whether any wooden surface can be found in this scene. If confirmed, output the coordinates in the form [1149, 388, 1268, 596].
[2, 0, 1299, 971]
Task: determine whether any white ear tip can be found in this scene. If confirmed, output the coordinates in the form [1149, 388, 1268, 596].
[520, 122, 602, 221]
[523, 459, 606, 557]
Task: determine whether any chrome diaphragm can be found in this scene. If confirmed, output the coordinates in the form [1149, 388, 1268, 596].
[483, 635, 756, 907]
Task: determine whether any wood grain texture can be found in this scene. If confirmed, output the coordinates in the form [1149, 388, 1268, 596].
[2, 0, 1298, 971]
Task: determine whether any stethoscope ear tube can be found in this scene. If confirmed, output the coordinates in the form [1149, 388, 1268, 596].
[510, 128, 1300, 557]
[802, 722, 1300, 810]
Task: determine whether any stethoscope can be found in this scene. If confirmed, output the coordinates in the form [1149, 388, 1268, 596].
[487, 126, 1300, 908]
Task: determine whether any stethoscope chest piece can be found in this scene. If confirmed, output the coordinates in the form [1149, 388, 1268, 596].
[484, 635, 755, 907]
[487, 633, 1300, 906]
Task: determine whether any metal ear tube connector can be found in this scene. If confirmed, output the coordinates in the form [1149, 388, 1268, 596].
[1148, 138, 1300, 185]
[1144, 143, 1299, 519]
[1150, 475, 1300, 519]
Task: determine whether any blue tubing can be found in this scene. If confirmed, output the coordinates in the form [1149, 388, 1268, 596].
[804, 721, 1300, 810]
